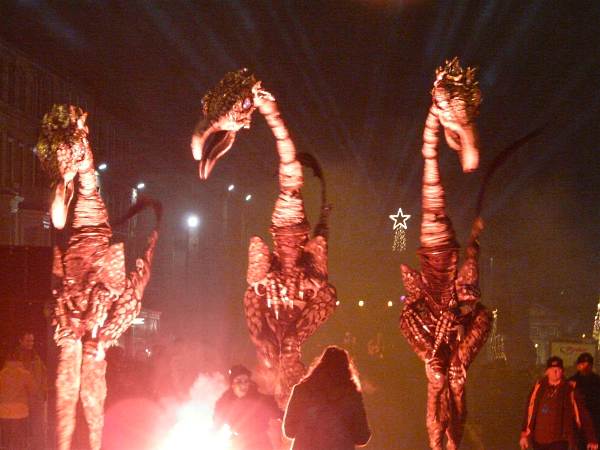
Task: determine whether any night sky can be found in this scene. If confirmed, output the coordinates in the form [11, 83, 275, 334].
[2, 1, 600, 448]
[2, 1, 599, 352]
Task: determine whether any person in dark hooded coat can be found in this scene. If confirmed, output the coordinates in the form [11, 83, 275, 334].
[283, 346, 371, 450]
[214, 365, 282, 450]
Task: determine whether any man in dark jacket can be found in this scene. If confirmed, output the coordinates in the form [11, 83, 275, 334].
[14, 331, 48, 450]
[520, 356, 598, 450]
[570, 353, 600, 450]
[214, 365, 282, 450]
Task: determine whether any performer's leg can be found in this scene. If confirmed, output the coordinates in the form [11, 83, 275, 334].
[276, 335, 305, 408]
[425, 358, 448, 450]
[80, 342, 107, 450]
[56, 338, 82, 450]
[445, 307, 491, 450]
[446, 358, 467, 450]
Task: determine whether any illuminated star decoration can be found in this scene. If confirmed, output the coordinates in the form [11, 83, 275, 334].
[389, 208, 411, 252]
[593, 295, 600, 351]
[389, 208, 411, 230]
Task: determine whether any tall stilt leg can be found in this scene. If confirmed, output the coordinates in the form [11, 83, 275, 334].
[425, 359, 448, 450]
[56, 339, 82, 450]
[446, 363, 467, 450]
[80, 346, 107, 450]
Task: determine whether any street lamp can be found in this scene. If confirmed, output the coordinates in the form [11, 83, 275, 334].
[98, 163, 108, 171]
[185, 214, 200, 293]
[241, 193, 253, 244]
[224, 185, 236, 241]
[187, 215, 199, 228]
[136, 182, 145, 190]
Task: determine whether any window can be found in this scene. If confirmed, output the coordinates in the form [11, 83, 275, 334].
[22, 143, 34, 190]
[0, 129, 6, 186]
[7, 137, 16, 187]
[25, 69, 37, 116]
[38, 74, 51, 115]
[7, 59, 15, 105]
[0, 55, 7, 102]
[16, 65, 27, 112]
[15, 142, 24, 189]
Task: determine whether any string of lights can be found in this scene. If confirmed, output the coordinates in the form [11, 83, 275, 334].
[389, 207, 411, 252]
[489, 309, 507, 361]
[593, 295, 600, 351]
[336, 298, 406, 308]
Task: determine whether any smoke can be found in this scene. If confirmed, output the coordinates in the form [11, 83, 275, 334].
[156, 372, 232, 450]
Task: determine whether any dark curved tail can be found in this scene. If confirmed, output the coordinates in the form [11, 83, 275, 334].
[113, 196, 162, 228]
[475, 125, 547, 217]
[297, 152, 331, 238]
[465, 124, 547, 253]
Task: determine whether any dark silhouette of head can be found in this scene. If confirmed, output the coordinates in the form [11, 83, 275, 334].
[18, 331, 35, 351]
[303, 346, 361, 392]
[575, 352, 594, 375]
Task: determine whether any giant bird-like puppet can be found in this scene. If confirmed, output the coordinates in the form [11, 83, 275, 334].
[398, 59, 492, 450]
[191, 70, 336, 407]
[37, 105, 161, 450]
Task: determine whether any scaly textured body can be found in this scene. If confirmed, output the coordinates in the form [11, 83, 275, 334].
[398, 59, 492, 450]
[192, 73, 337, 407]
[39, 105, 160, 450]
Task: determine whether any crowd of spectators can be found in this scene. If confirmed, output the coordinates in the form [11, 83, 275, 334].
[1, 325, 598, 450]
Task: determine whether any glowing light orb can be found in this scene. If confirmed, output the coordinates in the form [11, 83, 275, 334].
[187, 215, 200, 228]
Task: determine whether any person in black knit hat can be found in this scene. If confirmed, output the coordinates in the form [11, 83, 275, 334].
[520, 356, 598, 450]
[214, 365, 282, 450]
[570, 353, 600, 450]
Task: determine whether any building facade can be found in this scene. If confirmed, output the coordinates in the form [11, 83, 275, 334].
[594, 295, 600, 351]
[0, 38, 160, 353]
[529, 303, 562, 365]
[0, 38, 137, 246]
